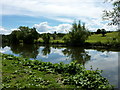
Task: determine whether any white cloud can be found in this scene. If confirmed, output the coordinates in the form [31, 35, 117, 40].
[0, 26, 19, 35]
[34, 22, 72, 33]
[1, 0, 111, 18]
[0, 27, 11, 35]
[1, 0, 116, 32]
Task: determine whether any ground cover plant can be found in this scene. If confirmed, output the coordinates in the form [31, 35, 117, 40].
[2, 53, 114, 89]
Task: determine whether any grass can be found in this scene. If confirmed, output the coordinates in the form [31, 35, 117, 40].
[37, 32, 120, 45]
[2, 53, 113, 89]
[86, 32, 119, 43]
[50, 40, 64, 44]
[2, 54, 71, 88]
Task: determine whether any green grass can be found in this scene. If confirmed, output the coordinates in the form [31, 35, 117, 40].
[50, 40, 64, 44]
[2, 54, 71, 88]
[86, 32, 119, 43]
[37, 32, 120, 45]
[2, 53, 113, 89]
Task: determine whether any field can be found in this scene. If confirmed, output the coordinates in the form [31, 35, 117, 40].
[37, 32, 120, 45]
[86, 32, 119, 43]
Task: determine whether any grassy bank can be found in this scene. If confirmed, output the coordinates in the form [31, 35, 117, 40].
[37, 32, 120, 45]
[2, 53, 113, 89]
[86, 32, 119, 44]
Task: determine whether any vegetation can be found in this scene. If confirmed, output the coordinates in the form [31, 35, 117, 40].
[103, 0, 120, 26]
[2, 26, 39, 44]
[86, 31, 120, 44]
[2, 53, 113, 89]
[63, 21, 89, 45]
[42, 33, 50, 44]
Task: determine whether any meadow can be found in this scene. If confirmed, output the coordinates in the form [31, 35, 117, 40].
[86, 32, 119, 44]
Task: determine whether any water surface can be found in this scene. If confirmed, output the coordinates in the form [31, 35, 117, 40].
[0, 44, 119, 87]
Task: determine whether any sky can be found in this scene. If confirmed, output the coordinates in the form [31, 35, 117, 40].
[0, 0, 118, 35]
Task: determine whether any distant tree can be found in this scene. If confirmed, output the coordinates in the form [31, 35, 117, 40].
[63, 20, 89, 45]
[101, 29, 106, 37]
[10, 30, 20, 43]
[96, 29, 101, 34]
[42, 33, 50, 44]
[53, 31, 57, 40]
[9, 26, 39, 44]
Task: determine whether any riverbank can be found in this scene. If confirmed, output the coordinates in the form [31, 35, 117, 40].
[35, 32, 120, 49]
[1, 53, 113, 89]
[2, 31, 120, 50]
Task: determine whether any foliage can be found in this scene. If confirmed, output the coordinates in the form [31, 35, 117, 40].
[63, 21, 89, 45]
[103, 0, 120, 25]
[86, 31, 119, 44]
[96, 29, 101, 34]
[6, 26, 39, 44]
[42, 33, 50, 44]
[2, 53, 114, 89]
[101, 29, 106, 37]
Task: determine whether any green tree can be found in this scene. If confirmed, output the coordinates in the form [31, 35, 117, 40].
[63, 20, 89, 45]
[53, 31, 57, 40]
[96, 29, 101, 34]
[103, 0, 120, 25]
[103, 0, 120, 43]
[101, 29, 106, 37]
[10, 30, 20, 44]
[9, 26, 39, 44]
[19, 26, 39, 44]
[42, 33, 50, 44]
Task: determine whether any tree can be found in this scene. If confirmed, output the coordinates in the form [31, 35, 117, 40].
[103, 0, 120, 26]
[101, 29, 106, 37]
[103, 0, 120, 43]
[9, 26, 39, 44]
[63, 20, 89, 45]
[96, 29, 101, 34]
[53, 31, 57, 40]
[10, 30, 20, 44]
[42, 33, 50, 44]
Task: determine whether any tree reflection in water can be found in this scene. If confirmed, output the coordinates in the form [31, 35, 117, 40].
[62, 47, 91, 65]
[10, 44, 39, 59]
[2, 43, 91, 65]
[42, 45, 51, 56]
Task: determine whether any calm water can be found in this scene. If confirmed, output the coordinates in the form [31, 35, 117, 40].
[0, 44, 119, 87]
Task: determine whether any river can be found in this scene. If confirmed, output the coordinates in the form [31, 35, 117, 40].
[0, 44, 119, 88]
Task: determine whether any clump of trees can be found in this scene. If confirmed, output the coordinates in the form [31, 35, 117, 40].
[63, 20, 89, 45]
[96, 29, 106, 36]
[9, 26, 39, 44]
[103, 0, 120, 43]
[42, 33, 50, 44]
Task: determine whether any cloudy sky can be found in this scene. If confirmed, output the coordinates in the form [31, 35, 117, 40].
[0, 0, 117, 34]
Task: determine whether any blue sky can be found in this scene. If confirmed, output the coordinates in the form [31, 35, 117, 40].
[0, 0, 117, 34]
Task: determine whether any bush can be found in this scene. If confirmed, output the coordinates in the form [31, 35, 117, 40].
[63, 21, 89, 45]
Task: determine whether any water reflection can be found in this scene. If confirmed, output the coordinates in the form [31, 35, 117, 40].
[62, 47, 91, 65]
[9, 44, 39, 59]
[42, 45, 51, 56]
[0, 44, 119, 87]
